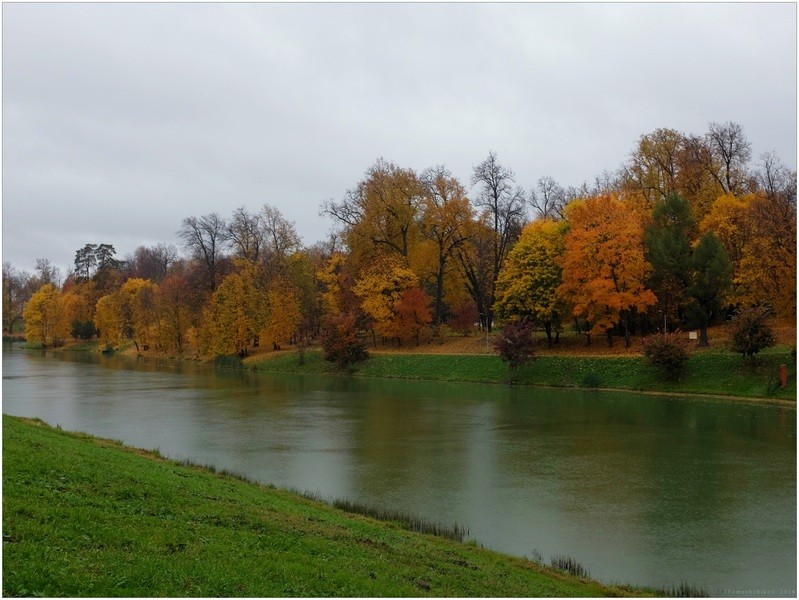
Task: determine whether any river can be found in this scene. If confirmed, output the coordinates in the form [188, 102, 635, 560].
[2, 347, 796, 596]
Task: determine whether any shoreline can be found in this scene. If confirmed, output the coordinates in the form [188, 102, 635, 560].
[7, 336, 796, 404]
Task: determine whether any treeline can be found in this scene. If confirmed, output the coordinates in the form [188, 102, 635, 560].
[5, 121, 796, 357]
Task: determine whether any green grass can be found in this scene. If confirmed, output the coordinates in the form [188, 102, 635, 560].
[3, 416, 647, 597]
[249, 346, 796, 400]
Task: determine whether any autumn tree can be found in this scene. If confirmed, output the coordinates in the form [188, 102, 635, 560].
[60, 286, 96, 340]
[699, 193, 755, 295]
[323, 159, 424, 266]
[23, 284, 69, 347]
[354, 255, 418, 345]
[686, 232, 733, 347]
[201, 260, 268, 357]
[121, 278, 159, 351]
[321, 313, 368, 369]
[449, 300, 478, 336]
[94, 292, 125, 347]
[741, 153, 797, 316]
[178, 213, 228, 292]
[419, 166, 474, 326]
[287, 249, 324, 341]
[558, 195, 657, 347]
[469, 152, 526, 331]
[157, 273, 193, 354]
[621, 128, 684, 205]
[318, 252, 359, 319]
[395, 286, 433, 346]
[495, 219, 567, 347]
[261, 273, 302, 350]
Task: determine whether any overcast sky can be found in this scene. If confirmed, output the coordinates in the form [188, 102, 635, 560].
[3, 2, 796, 275]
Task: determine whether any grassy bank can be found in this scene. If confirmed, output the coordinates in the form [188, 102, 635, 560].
[3, 416, 649, 597]
[247, 346, 796, 401]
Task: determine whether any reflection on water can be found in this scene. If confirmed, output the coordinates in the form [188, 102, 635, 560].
[2, 347, 796, 596]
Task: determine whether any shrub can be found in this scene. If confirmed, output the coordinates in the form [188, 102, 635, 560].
[320, 313, 368, 369]
[642, 331, 690, 380]
[494, 320, 537, 382]
[730, 306, 775, 359]
[449, 301, 478, 336]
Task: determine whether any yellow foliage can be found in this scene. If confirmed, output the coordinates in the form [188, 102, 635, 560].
[23, 284, 70, 346]
[354, 255, 418, 340]
[94, 293, 124, 346]
[261, 276, 302, 347]
[495, 219, 566, 324]
[202, 263, 268, 356]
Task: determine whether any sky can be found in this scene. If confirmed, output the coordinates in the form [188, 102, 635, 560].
[2, 2, 796, 276]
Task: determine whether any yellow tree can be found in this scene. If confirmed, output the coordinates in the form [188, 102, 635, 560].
[699, 193, 758, 300]
[120, 278, 159, 351]
[702, 192, 796, 316]
[261, 274, 302, 350]
[558, 195, 657, 346]
[495, 219, 567, 347]
[318, 252, 349, 319]
[202, 260, 268, 357]
[322, 159, 424, 270]
[94, 292, 125, 347]
[23, 284, 69, 346]
[354, 255, 419, 345]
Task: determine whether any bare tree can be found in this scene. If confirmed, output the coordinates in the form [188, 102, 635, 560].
[757, 151, 797, 207]
[530, 175, 567, 220]
[705, 121, 752, 195]
[3, 262, 32, 334]
[469, 152, 527, 331]
[227, 206, 265, 263]
[177, 213, 228, 291]
[261, 204, 302, 261]
[35, 258, 62, 288]
[125, 243, 178, 282]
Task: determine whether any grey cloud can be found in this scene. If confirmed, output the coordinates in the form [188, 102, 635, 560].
[3, 3, 795, 274]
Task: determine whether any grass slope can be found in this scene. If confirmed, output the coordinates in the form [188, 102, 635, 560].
[3, 416, 644, 597]
[248, 346, 795, 401]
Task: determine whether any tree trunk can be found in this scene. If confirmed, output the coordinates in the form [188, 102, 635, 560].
[622, 313, 631, 348]
[544, 321, 553, 348]
[434, 256, 446, 326]
[699, 325, 709, 347]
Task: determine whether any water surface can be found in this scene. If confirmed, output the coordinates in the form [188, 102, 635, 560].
[2, 348, 795, 596]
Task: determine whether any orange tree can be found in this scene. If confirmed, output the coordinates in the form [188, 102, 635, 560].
[558, 194, 657, 347]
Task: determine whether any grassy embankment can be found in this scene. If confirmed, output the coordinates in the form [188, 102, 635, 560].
[246, 343, 796, 401]
[3, 416, 648, 597]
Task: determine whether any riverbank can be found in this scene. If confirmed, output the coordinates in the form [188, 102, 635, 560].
[3, 415, 651, 597]
[246, 346, 796, 402]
